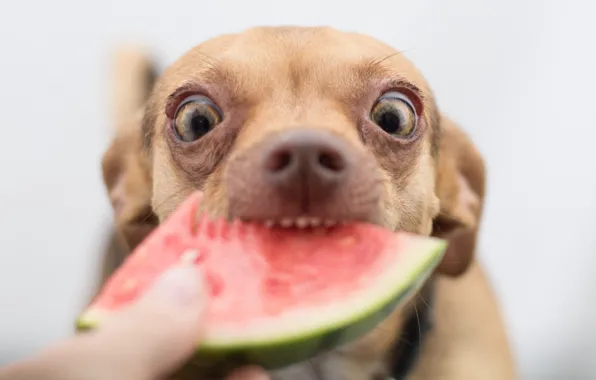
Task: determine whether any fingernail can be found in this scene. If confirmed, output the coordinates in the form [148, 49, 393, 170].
[226, 366, 270, 380]
[146, 265, 204, 308]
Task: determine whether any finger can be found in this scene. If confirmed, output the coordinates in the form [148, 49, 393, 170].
[0, 264, 206, 380]
[88, 264, 207, 379]
[27, 265, 207, 380]
[226, 366, 270, 380]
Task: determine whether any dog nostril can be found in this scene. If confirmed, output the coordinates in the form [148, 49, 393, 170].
[318, 150, 345, 172]
[266, 150, 293, 173]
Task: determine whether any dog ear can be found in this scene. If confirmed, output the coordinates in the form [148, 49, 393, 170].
[101, 48, 159, 251]
[432, 115, 486, 277]
[102, 117, 157, 250]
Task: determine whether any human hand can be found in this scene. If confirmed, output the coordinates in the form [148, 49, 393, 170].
[0, 265, 269, 380]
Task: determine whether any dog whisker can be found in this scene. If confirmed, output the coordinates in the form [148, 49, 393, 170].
[414, 304, 422, 351]
[417, 294, 434, 314]
[369, 49, 410, 68]
[148, 189, 192, 222]
[307, 358, 325, 380]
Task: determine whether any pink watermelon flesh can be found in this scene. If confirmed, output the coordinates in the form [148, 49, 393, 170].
[79, 191, 446, 364]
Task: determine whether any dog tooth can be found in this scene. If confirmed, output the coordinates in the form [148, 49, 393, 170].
[264, 220, 274, 228]
[280, 218, 293, 228]
[310, 218, 321, 227]
[296, 217, 309, 228]
[324, 220, 336, 227]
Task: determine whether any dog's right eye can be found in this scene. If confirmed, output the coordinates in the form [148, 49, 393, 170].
[173, 95, 222, 142]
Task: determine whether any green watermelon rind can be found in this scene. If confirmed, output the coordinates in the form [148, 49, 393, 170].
[77, 237, 446, 371]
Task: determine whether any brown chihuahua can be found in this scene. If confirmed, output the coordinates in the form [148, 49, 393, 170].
[97, 26, 516, 380]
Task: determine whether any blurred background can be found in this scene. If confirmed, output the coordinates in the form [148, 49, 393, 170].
[0, 0, 594, 378]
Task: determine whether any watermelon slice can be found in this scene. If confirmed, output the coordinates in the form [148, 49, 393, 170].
[78, 191, 446, 373]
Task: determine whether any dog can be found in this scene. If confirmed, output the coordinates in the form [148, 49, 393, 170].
[95, 26, 517, 380]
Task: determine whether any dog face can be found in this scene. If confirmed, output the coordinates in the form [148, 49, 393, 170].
[102, 26, 485, 379]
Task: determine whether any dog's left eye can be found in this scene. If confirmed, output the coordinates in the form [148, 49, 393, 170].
[173, 95, 222, 142]
[370, 92, 417, 138]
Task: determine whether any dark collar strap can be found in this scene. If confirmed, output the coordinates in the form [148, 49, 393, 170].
[389, 280, 436, 380]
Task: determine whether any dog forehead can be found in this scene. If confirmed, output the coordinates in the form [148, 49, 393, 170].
[203, 26, 395, 62]
[160, 26, 428, 95]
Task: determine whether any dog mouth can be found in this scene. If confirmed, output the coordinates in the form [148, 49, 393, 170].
[229, 201, 383, 230]
[237, 213, 383, 233]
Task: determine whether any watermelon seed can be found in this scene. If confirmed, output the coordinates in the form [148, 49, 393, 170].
[338, 236, 356, 246]
[122, 278, 137, 292]
[162, 234, 181, 249]
[206, 272, 224, 297]
[181, 249, 200, 265]
[135, 248, 147, 259]
[264, 276, 291, 294]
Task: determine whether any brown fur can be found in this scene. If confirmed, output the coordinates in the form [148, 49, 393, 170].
[95, 27, 516, 379]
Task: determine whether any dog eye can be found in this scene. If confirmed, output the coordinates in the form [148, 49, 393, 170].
[173, 95, 222, 142]
[370, 92, 417, 137]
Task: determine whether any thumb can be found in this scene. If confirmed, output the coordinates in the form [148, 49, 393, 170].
[91, 264, 207, 379]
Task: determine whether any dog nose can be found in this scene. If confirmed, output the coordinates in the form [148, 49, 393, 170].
[264, 129, 347, 183]
[262, 129, 349, 195]
[226, 127, 380, 221]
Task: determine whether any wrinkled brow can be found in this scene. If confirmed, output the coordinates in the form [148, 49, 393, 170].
[141, 51, 437, 153]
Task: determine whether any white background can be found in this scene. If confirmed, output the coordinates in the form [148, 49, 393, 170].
[0, 0, 594, 378]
